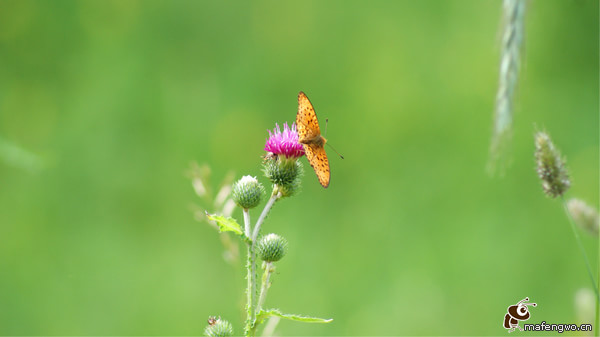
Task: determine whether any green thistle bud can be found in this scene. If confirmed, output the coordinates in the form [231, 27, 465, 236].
[263, 156, 302, 186]
[204, 316, 233, 337]
[257, 233, 288, 262]
[568, 199, 599, 236]
[534, 132, 570, 198]
[232, 175, 264, 209]
[263, 157, 303, 199]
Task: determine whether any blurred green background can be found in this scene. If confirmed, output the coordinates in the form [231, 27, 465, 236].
[0, 0, 598, 335]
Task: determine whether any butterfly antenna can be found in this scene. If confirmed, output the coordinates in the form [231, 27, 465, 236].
[324, 118, 344, 159]
[326, 143, 344, 159]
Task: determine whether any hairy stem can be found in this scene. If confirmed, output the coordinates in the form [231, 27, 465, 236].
[242, 208, 253, 336]
[257, 262, 274, 314]
[245, 244, 253, 336]
[251, 262, 274, 336]
[562, 197, 600, 302]
[252, 192, 281, 243]
[246, 191, 280, 336]
[243, 208, 251, 237]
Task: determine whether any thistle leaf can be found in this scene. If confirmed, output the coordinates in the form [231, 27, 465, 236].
[256, 309, 333, 324]
[206, 212, 243, 236]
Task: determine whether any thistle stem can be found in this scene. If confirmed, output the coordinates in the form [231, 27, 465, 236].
[246, 191, 280, 336]
[561, 197, 600, 302]
[252, 192, 281, 243]
[245, 245, 253, 336]
[257, 262, 274, 314]
[249, 245, 257, 336]
[242, 208, 253, 336]
[251, 262, 274, 337]
[243, 209, 251, 237]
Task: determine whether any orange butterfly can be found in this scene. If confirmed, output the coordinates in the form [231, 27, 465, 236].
[296, 91, 330, 188]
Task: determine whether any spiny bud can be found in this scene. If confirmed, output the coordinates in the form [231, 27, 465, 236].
[274, 171, 303, 199]
[257, 233, 288, 262]
[204, 316, 233, 337]
[263, 156, 302, 186]
[568, 199, 599, 236]
[231, 175, 264, 209]
[534, 132, 570, 198]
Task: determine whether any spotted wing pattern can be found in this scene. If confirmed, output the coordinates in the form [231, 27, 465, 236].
[296, 91, 320, 142]
[304, 143, 330, 188]
[296, 91, 330, 188]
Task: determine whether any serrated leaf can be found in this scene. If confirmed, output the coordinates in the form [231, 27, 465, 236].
[257, 309, 333, 324]
[206, 212, 243, 235]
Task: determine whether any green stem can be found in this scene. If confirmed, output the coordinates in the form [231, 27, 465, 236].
[242, 209, 253, 336]
[250, 262, 274, 336]
[561, 197, 600, 302]
[245, 245, 253, 336]
[257, 262, 274, 314]
[245, 192, 280, 337]
[243, 209, 251, 237]
[252, 192, 281, 242]
[250, 244, 257, 336]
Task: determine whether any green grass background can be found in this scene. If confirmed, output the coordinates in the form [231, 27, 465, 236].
[0, 0, 598, 335]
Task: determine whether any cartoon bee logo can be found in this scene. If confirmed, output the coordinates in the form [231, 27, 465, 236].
[503, 297, 536, 333]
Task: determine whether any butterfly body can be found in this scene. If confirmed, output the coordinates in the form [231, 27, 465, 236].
[296, 91, 330, 188]
[299, 134, 326, 147]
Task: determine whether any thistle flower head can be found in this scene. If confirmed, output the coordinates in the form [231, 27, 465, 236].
[534, 132, 570, 198]
[568, 199, 599, 236]
[231, 175, 264, 209]
[264, 122, 304, 159]
[204, 317, 233, 337]
[257, 233, 288, 262]
[263, 122, 304, 197]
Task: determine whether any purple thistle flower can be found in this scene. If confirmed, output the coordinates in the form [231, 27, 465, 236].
[264, 122, 305, 159]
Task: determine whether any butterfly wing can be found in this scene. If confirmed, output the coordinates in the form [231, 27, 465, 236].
[304, 143, 330, 188]
[296, 91, 321, 143]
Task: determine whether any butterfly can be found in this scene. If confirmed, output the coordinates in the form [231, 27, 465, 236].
[296, 91, 330, 188]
